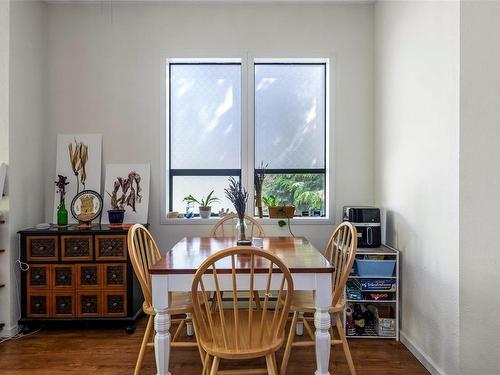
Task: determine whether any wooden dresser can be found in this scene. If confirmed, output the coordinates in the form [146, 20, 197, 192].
[18, 225, 145, 333]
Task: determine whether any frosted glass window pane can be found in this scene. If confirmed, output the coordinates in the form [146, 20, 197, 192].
[255, 64, 325, 169]
[170, 64, 241, 169]
[171, 176, 239, 214]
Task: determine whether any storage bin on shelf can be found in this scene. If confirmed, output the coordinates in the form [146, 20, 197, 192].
[355, 258, 396, 277]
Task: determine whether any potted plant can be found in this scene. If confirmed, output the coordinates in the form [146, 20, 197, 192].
[183, 190, 219, 219]
[106, 172, 143, 224]
[263, 195, 296, 219]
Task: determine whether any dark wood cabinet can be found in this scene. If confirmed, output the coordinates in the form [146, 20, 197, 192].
[19, 225, 144, 332]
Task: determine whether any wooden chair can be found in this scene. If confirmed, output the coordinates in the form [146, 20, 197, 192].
[210, 214, 265, 309]
[279, 222, 358, 375]
[127, 224, 200, 375]
[191, 246, 294, 375]
[209, 213, 265, 238]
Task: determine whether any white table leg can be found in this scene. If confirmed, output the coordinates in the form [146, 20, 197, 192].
[152, 274, 171, 375]
[314, 273, 332, 375]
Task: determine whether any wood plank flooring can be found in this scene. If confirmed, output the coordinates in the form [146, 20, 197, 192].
[0, 317, 429, 374]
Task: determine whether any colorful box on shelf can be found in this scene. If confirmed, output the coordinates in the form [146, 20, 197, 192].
[355, 258, 396, 277]
[352, 278, 396, 292]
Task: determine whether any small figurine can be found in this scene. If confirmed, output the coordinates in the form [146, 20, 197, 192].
[218, 208, 230, 217]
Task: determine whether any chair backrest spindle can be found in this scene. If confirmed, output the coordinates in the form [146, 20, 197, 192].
[324, 222, 358, 307]
[210, 214, 265, 238]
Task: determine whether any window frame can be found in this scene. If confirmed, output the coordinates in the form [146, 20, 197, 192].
[253, 61, 328, 217]
[161, 56, 333, 225]
[167, 61, 243, 215]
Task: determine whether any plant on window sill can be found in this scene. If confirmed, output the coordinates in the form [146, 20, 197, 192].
[183, 190, 219, 219]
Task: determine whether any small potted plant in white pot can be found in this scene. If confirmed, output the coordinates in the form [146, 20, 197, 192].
[183, 190, 219, 219]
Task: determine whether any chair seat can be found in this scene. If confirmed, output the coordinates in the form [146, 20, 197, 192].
[199, 310, 285, 360]
[290, 291, 344, 313]
[143, 292, 194, 315]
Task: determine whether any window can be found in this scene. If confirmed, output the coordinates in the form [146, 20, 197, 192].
[168, 62, 242, 214]
[166, 59, 328, 219]
[254, 63, 326, 216]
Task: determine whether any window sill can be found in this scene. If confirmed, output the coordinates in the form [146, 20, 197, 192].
[160, 217, 334, 225]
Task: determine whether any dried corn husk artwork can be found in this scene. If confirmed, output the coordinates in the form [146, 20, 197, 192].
[68, 139, 89, 193]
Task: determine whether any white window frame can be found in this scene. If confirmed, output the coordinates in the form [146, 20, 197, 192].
[161, 55, 334, 225]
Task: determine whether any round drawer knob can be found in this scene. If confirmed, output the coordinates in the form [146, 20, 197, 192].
[73, 246, 79, 251]
[107, 246, 113, 251]
[34, 275, 40, 279]
[39, 246, 45, 250]
[86, 302, 92, 307]
[35, 303, 41, 308]
[60, 275, 66, 280]
[85, 274, 91, 279]
[111, 273, 117, 279]
[60, 303, 66, 308]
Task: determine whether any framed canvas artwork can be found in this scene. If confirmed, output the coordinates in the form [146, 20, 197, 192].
[53, 134, 102, 223]
[103, 164, 150, 224]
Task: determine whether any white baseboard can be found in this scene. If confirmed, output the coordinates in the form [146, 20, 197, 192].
[0, 323, 19, 338]
[400, 331, 447, 375]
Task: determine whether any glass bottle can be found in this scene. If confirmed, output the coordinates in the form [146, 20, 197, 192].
[57, 198, 68, 225]
[236, 217, 247, 241]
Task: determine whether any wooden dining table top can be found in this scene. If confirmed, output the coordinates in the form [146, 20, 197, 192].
[149, 236, 334, 275]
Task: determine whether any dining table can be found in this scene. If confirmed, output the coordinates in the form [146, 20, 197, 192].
[149, 236, 335, 375]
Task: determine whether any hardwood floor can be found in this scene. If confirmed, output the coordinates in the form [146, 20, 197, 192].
[0, 317, 429, 374]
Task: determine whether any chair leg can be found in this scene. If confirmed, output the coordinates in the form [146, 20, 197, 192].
[266, 353, 277, 375]
[192, 318, 206, 368]
[280, 311, 298, 375]
[172, 318, 185, 342]
[203, 353, 212, 375]
[134, 315, 154, 375]
[335, 313, 356, 375]
[210, 356, 220, 375]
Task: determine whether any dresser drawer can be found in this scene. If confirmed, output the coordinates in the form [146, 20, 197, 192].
[95, 235, 127, 261]
[27, 264, 51, 290]
[103, 291, 127, 317]
[76, 264, 102, 289]
[52, 265, 75, 290]
[103, 264, 127, 289]
[27, 236, 58, 261]
[77, 291, 102, 317]
[61, 236, 93, 261]
[53, 292, 75, 318]
[27, 292, 51, 318]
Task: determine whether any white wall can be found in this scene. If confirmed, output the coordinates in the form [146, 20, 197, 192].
[0, 0, 10, 336]
[4, 0, 48, 334]
[374, 1, 459, 374]
[460, 1, 500, 374]
[44, 2, 375, 252]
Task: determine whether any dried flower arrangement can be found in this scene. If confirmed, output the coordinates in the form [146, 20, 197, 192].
[225, 177, 250, 244]
[254, 161, 268, 218]
[54, 175, 69, 202]
[107, 171, 142, 212]
[68, 139, 89, 193]
[225, 177, 248, 221]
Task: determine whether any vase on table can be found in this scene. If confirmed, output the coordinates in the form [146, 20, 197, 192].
[57, 198, 68, 226]
[236, 217, 251, 246]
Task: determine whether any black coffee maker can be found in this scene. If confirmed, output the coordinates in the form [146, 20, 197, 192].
[342, 206, 381, 248]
